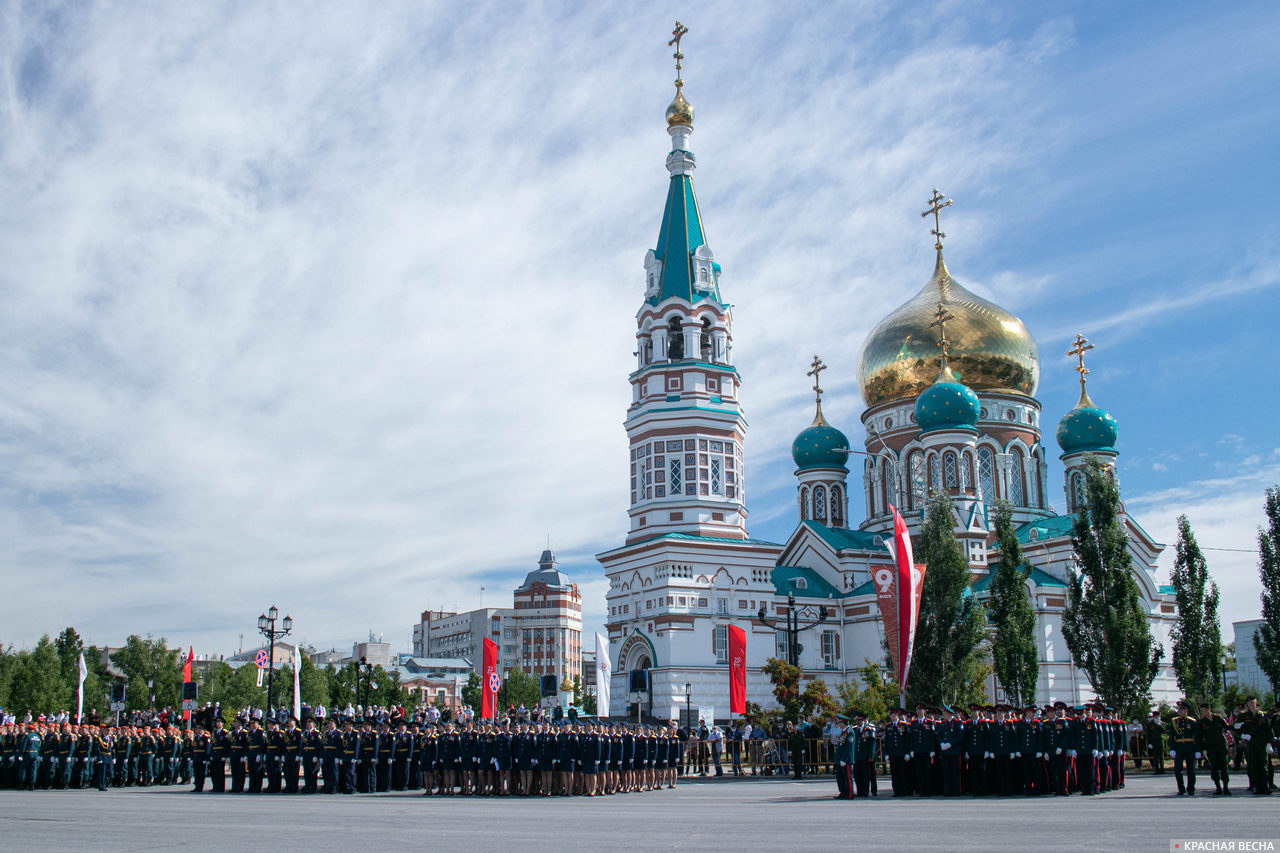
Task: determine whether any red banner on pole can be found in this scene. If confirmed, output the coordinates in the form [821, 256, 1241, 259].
[871, 505, 926, 699]
[728, 624, 746, 715]
[182, 646, 193, 721]
[481, 638, 498, 720]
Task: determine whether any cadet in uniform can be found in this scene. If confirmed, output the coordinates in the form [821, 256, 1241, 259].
[1195, 702, 1230, 795]
[1168, 700, 1199, 795]
[1233, 695, 1272, 795]
[936, 707, 963, 797]
[192, 724, 210, 792]
[883, 709, 911, 796]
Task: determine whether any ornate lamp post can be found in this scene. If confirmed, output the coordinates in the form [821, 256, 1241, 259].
[257, 605, 292, 719]
[756, 590, 828, 668]
[353, 657, 376, 713]
[685, 681, 692, 730]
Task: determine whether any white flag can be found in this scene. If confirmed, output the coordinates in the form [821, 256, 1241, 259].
[595, 633, 610, 719]
[76, 651, 87, 724]
[292, 644, 302, 720]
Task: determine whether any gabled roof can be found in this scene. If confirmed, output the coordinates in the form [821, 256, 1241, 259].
[772, 565, 844, 599]
[1011, 514, 1077, 545]
[649, 174, 724, 306]
[803, 521, 891, 553]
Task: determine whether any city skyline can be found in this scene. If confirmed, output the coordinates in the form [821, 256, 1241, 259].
[1, 3, 1277, 658]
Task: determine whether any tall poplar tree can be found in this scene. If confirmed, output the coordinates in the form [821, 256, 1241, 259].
[1061, 457, 1161, 717]
[909, 492, 987, 706]
[1169, 515, 1222, 702]
[989, 501, 1040, 706]
[1254, 486, 1280, 691]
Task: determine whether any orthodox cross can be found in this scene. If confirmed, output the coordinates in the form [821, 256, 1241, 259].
[930, 300, 954, 370]
[1068, 333, 1095, 405]
[669, 22, 689, 88]
[807, 354, 827, 405]
[921, 188, 953, 251]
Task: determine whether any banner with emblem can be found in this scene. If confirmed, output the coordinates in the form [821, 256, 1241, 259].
[728, 624, 746, 715]
[595, 633, 611, 719]
[481, 638, 499, 720]
[872, 504, 926, 702]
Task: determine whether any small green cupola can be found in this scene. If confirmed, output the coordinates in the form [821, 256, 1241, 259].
[914, 297, 979, 434]
[1056, 333, 1118, 454]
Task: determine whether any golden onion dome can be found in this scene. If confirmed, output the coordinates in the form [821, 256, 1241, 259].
[857, 252, 1039, 407]
[666, 86, 693, 127]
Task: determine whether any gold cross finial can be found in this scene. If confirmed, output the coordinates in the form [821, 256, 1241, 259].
[929, 300, 955, 378]
[1067, 333, 1095, 408]
[669, 22, 689, 91]
[921, 189, 953, 252]
[807, 354, 828, 425]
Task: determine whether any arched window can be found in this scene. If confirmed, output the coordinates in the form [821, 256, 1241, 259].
[961, 453, 973, 490]
[929, 456, 941, 491]
[667, 316, 684, 359]
[699, 267, 709, 282]
[831, 485, 844, 527]
[1031, 451, 1042, 508]
[799, 486, 809, 520]
[1071, 471, 1086, 511]
[978, 447, 995, 501]
[814, 485, 827, 522]
[700, 318, 712, 361]
[881, 461, 893, 513]
[1009, 450, 1024, 505]
[944, 451, 958, 489]
[909, 452, 925, 510]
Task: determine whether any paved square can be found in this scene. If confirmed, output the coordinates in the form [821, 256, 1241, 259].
[1, 773, 1275, 852]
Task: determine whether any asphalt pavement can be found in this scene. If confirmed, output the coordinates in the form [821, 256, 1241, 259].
[1, 772, 1276, 852]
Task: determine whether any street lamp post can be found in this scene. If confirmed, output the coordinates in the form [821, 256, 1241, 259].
[257, 605, 292, 720]
[685, 682, 692, 731]
[353, 657, 375, 712]
[756, 590, 828, 668]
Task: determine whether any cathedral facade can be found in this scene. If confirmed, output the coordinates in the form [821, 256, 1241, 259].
[598, 44, 1179, 721]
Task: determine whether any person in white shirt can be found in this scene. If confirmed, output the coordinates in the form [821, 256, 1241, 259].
[708, 726, 724, 776]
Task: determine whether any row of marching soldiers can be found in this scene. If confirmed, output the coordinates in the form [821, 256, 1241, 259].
[1, 721, 194, 791]
[843, 701, 1131, 799]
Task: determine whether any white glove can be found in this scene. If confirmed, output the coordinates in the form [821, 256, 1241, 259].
[1013, 752, 1020, 758]
[941, 742, 950, 750]
[1194, 752, 1202, 760]
[1268, 745, 1275, 755]
[929, 751, 936, 758]
[1233, 722, 1243, 729]
[1242, 734, 1252, 742]
[985, 752, 993, 759]
[1069, 750, 1077, 758]
[1169, 749, 1176, 757]
[1055, 748, 1062, 755]
[908, 752, 914, 760]
[1035, 752, 1043, 759]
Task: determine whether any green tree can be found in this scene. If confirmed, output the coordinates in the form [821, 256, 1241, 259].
[761, 658, 801, 722]
[909, 492, 988, 707]
[110, 635, 183, 711]
[1255, 487, 1280, 692]
[497, 667, 541, 713]
[8, 636, 69, 715]
[297, 655, 328, 707]
[836, 660, 899, 721]
[989, 501, 1040, 707]
[800, 678, 838, 721]
[460, 671, 483, 714]
[1061, 457, 1162, 717]
[1170, 514, 1223, 702]
[327, 663, 357, 708]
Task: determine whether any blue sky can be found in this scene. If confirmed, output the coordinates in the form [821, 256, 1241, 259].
[1, 1, 1276, 657]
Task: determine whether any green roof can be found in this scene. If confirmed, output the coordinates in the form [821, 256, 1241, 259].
[804, 521, 891, 553]
[971, 565, 1067, 592]
[604, 532, 783, 554]
[649, 173, 724, 306]
[772, 565, 844, 599]
[849, 579, 875, 596]
[1011, 514, 1077, 544]
[1158, 584, 1174, 595]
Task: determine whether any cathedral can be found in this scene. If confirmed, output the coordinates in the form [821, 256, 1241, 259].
[597, 33, 1179, 721]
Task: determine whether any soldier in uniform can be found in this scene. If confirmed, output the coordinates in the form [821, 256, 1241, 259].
[1168, 700, 1199, 795]
[320, 718, 340, 793]
[136, 726, 155, 786]
[881, 709, 911, 797]
[376, 720, 394, 792]
[191, 724, 210, 792]
[93, 726, 114, 791]
[340, 718, 359, 794]
[1014, 706, 1043, 796]
[1233, 695, 1272, 795]
[1196, 702, 1231, 795]
[1047, 702, 1072, 795]
[264, 718, 283, 793]
[962, 704, 987, 797]
[229, 717, 248, 792]
[392, 720, 413, 791]
[282, 717, 301, 793]
[247, 717, 267, 793]
[908, 704, 935, 797]
[210, 719, 229, 792]
[113, 725, 132, 788]
[852, 711, 876, 798]
[300, 717, 321, 793]
[935, 706, 963, 797]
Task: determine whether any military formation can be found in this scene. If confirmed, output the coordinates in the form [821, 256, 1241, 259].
[1163, 695, 1279, 797]
[1, 716, 684, 796]
[838, 702, 1133, 798]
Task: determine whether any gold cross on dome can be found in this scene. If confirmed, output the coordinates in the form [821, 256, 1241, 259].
[807, 354, 827, 403]
[669, 22, 689, 87]
[1067, 332, 1095, 406]
[921, 189, 953, 251]
[930, 301, 954, 359]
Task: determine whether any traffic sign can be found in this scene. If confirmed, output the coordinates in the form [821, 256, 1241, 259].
[109, 701, 125, 712]
[488, 672, 501, 693]
[254, 649, 269, 669]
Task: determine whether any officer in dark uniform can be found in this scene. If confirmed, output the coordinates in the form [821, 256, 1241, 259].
[113, 725, 131, 787]
[1195, 702, 1231, 795]
[210, 719, 229, 792]
[73, 724, 93, 789]
[832, 717, 853, 799]
[1168, 700, 1199, 795]
[1232, 695, 1271, 795]
[392, 720, 413, 791]
[907, 705, 933, 796]
[320, 718, 340, 793]
[962, 704, 987, 797]
[936, 706, 963, 797]
[376, 721, 394, 792]
[1014, 706, 1043, 796]
[192, 724, 210, 792]
[93, 726, 114, 791]
[300, 718, 321, 793]
[852, 711, 876, 798]
[137, 726, 156, 786]
[1047, 702, 1072, 795]
[264, 719, 283, 793]
[1144, 709, 1165, 773]
[340, 718, 359, 794]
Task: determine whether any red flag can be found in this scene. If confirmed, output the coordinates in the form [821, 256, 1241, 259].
[481, 638, 498, 720]
[182, 646, 194, 721]
[872, 505, 927, 698]
[728, 624, 746, 715]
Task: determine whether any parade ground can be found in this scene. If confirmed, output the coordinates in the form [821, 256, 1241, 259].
[2, 773, 1276, 852]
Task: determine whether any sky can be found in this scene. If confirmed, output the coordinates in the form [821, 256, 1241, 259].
[1, 1, 1277, 660]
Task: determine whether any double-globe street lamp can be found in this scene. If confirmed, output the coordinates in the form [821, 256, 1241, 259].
[353, 656, 377, 712]
[756, 590, 828, 668]
[257, 605, 292, 718]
